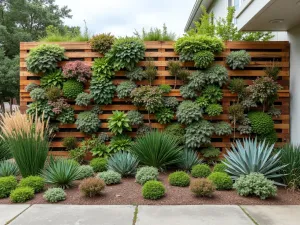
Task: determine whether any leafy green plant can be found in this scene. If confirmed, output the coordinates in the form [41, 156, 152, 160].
[30, 88, 46, 101]
[0, 139, 11, 161]
[43, 187, 66, 203]
[135, 166, 159, 185]
[89, 33, 115, 54]
[205, 65, 229, 87]
[0, 160, 19, 177]
[226, 50, 251, 70]
[75, 93, 92, 107]
[57, 107, 75, 124]
[108, 111, 131, 135]
[90, 143, 111, 158]
[98, 170, 121, 185]
[190, 178, 215, 197]
[193, 51, 214, 69]
[202, 85, 223, 103]
[77, 165, 94, 180]
[92, 57, 115, 80]
[41, 71, 65, 90]
[0, 176, 17, 198]
[196, 96, 209, 108]
[205, 104, 223, 117]
[10, 187, 34, 203]
[186, 71, 206, 91]
[62, 80, 84, 99]
[116, 81, 136, 99]
[90, 78, 116, 105]
[79, 177, 105, 197]
[19, 176, 44, 193]
[214, 122, 232, 136]
[69, 147, 87, 164]
[106, 37, 145, 71]
[127, 110, 144, 127]
[108, 135, 133, 153]
[176, 101, 202, 125]
[163, 97, 179, 109]
[180, 85, 198, 99]
[134, 24, 176, 41]
[45, 87, 62, 101]
[233, 173, 277, 200]
[223, 138, 286, 182]
[207, 172, 233, 190]
[164, 123, 185, 145]
[248, 111, 274, 135]
[191, 164, 211, 178]
[25, 83, 39, 92]
[41, 158, 81, 189]
[142, 180, 165, 200]
[168, 171, 190, 187]
[26, 101, 55, 120]
[159, 84, 172, 94]
[178, 149, 202, 171]
[125, 67, 146, 81]
[90, 158, 107, 173]
[185, 120, 215, 148]
[155, 108, 174, 125]
[213, 163, 227, 173]
[75, 111, 100, 134]
[201, 147, 221, 165]
[26, 44, 66, 74]
[108, 151, 139, 176]
[131, 131, 182, 169]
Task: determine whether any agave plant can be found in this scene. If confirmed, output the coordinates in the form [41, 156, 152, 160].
[108, 151, 139, 176]
[0, 160, 19, 177]
[177, 149, 202, 171]
[41, 158, 81, 189]
[223, 138, 286, 183]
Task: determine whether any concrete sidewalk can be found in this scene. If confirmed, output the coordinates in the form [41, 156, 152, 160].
[1, 204, 299, 225]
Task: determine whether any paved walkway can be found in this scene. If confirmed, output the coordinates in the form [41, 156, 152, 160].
[0, 204, 299, 225]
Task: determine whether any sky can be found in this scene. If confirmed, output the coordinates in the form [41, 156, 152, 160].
[56, 0, 196, 38]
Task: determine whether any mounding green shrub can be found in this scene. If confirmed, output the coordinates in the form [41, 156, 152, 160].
[43, 187, 66, 203]
[176, 101, 202, 125]
[78, 165, 94, 180]
[125, 67, 146, 81]
[90, 158, 108, 173]
[248, 111, 274, 135]
[191, 164, 211, 178]
[202, 85, 223, 103]
[226, 50, 251, 70]
[0, 160, 19, 177]
[62, 137, 77, 150]
[92, 57, 115, 80]
[163, 97, 179, 109]
[155, 108, 174, 125]
[193, 50, 214, 69]
[233, 173, 277, 200]
[127, 110, 144, 127]
[40, 70, 65, 89]
[98, 170, 122, 185]
[62, 80, 84, 99]
[75, 111, 101, 134]
[89, 33, 115, 54]
[178, 149, 202, 171]
[116, 81, 137, 99]
[201, 147, 221, 165]
[205, 65, 229, 87]
[30, 88, 46, 101]
[26, 44, 66, 74]
[168, 171, 190, 187]
[142, 181, 166, 200]
[0, 176, 18, 198]
[213, 163, 227, 173]
[190, 178, 216, 197]
[45, 86, 62, 101]
[213, 122, 232, 136]
[207, 172, 233, 190]
[205, 104, 223, 117]
[159, 84, 172, 93]
[75, 92, 92, 106]
[108, 111, 131, 135]
[180, 85, 198, 99]
[10, 187, 35, 203]
[108, 151, 139, 176]
[18, 176, 44, 193]
[79, 177, 106, 197]
[90, 78, 116, 105]
[108, 135, 133, 153]
[135, 166, 159, 185]
[131, 131, 182, 169]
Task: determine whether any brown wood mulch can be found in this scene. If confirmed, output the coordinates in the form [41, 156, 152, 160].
[0, 173, 299, 205]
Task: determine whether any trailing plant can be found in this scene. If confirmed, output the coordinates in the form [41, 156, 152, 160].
[89, 33, 115, 54]
[163, 97, 179, 109]
[92, 57, 115, 80]
[25, 83, 39, 92]
[75, 92, 92, 106]
[131, 131, 182, 169]
[202, 85, 223, 103]
[164, 123, 185, 145]
[168, 171, 190, 187]
[125, 67, 146, 81]
[142, 180, 165, 200]
[77, 165, 94, 180]
[201, 147, 221, 165]
[40, 70, 65, 89]
[26, 101, 55, 120]
[108, 151, 139, 176]
[10, 187, 34, 203]
[62, 80, 84, 99]
[223, 138, 286, 182]
[185, 120, 215, 148]
[213, 122, 232, 136]
[62, 137, 77, 150]
[56, 107, 75, 124]
[176, 100, 202, 125]
[205, 104, 223, 117]
[43, 188, 66, 203]
[159, 84, 172, 94]
[108, 111, 132, 135]
[62, 61, 91, 83]
[155, 108, 174, 125]
[127, 110, 144, 127]
[116, 81, 136, 99]
[207, 172, 233, 190]
[248, 111, 274, 135]
[0, 160, 19, 177]
[134, 24, 176, 41]
[205, 65, 229, 87]
[178, 149, 202, 171]
[226, 50, 251, 70]
[144, 59, 157, 85]
[79, 177, 105, 197]
[98, 170, 122, 185]
[90, 78, 116, 105]
[18, 176, 44, 193]
[233, 173, 277, 200]
[135, 166, 159, 185]
[45, 87, 62, 101]
[26, 44, 66, 74]
[108, 135, 133, 153]
[90, 158, 108, 173]
[30, 88, 46, 101]
[180, 85, 198, 99]
[106, 37, 145, 71]
[190, 178, 215, 197]
[75, 111, 101, 134]
[193, 50, 214, 69]
[0, 176, 17, 198]
[0, 111, 49, 177]
[191, 164, 211, 178]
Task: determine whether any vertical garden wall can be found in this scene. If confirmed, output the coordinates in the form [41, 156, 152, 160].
[19, 41, 290, 156]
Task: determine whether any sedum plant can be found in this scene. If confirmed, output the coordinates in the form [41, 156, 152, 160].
[89, 33, 115, 54]
[40, 70, 65, 89]
[98, 170, 121, 185]
[75, 111, 101, 134]
[62, 80, 84, 99]
[75, 92, 92, 106]
[43, 187, 66, 203]
[108, 151, 139, 176]
[155, 108, 174, 125]
[226, 50, 251, 70]
[135, 166, 159, 185]
[108, 111, 131, 135]
[26, 44, 66, 74]
[90, 78, 116, 105]
[92, 57, 115, 80]
[177, 149, 202, 171]
[193, 50, 214, 69]
[176, 100, 202, 125]
[30, 88, 46, 101]
[127, 110, 144, 127]
[116, 81, 136, 99]
[62, 61, 91, 83]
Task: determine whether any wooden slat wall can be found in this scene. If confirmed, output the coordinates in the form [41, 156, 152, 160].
[20, 41, 290, 156]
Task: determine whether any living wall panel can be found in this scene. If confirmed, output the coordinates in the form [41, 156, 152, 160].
[20, 41, 290, 156]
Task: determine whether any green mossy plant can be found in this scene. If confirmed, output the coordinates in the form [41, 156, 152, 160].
[248, 111, 274, 135]
[0, 176, 18, 198]
[62, 80, 84, 99]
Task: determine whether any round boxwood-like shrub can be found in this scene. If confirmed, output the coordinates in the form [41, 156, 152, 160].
[190, 178, 216, 197]
[0, 176, 18, 198]
[142, 181, 166, 200]
[168, 171, 190, 187]
[75, 111, 101, 134]
[98, 170, 121, 185]
[10, 187, 35, 203]
[79, 177, 106, 198]
[90, 158, 107, 173]
[226, 50, 251, 70]
[78, 165, 94, 180]
[191, 164, 211, 178]
[207, 172, 233, 190]
[248, 111, 274, 135]
[213, 163, 227, 173]
[43, 188, 66, 203]
[193, 50, 214, 69]
[135, 166, 159, 185]
[18, 176, 44, 193]
[63, 80, 84, 99]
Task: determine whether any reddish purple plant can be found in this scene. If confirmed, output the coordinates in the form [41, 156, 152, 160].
[62, 61, 91, 83]
[49, 98, 71, 114]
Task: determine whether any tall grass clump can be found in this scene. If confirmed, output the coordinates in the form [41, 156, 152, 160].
[0, 110, 50, 177]
[134, 24, 176, 41]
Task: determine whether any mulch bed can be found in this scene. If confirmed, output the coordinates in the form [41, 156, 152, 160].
[1, 173, 300, 205]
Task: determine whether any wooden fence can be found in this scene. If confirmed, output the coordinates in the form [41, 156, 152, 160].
[20, 41, 290, 156]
